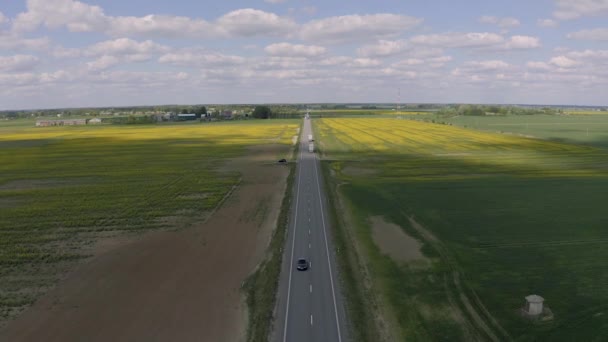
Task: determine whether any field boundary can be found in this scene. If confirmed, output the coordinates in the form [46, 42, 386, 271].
[243, 133, 300, 342]
[320, 162, 383, 342]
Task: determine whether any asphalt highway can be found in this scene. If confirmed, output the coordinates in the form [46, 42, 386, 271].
[273, 118, 349, 342]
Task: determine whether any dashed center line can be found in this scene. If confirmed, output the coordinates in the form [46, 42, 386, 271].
[310, 284, 313, 293]
[310, 315, 314, 326]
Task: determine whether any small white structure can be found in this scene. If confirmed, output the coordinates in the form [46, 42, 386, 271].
[308, 142, 314, 153]
[88, 118, 102, 124]
[525, 295, 544, 316]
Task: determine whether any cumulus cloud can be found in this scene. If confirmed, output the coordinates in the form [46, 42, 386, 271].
[86, 38, 169, 57]
[264, 0, 286, 3]
[0, 55, 40, 72]
[12, 0, 296, 39]
[159, 51, 246, 67]
[215, 9, 296, 37]
[0, 34, 50, 51]
[462, 60, 510, 72]
[478, 16, 521, 28]
[567, 28, 608, 41]
[264, 42, 326, 57]
[86, 55, 119, 71]
[550, 56, 579, 68]
[0, 11, 7, 25]
[300, 14, 422, 44]
[357, 39, 409, 58]
[410, 32, 504, 48]
[537, 19, 558, 28]
[553, 0, 608, 20]
[527, 61, 552, 70]
[503, 35, 541, 49]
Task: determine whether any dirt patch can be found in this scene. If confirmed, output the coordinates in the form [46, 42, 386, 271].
[0, 144, 290, 342]
[342, 166, 377, 177]
[370, 216, 428, 264]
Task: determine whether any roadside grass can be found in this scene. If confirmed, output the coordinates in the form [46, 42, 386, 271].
[314, 117, 608, 341]
[0, 120, 299, 324]
[243, 128, 299, 342]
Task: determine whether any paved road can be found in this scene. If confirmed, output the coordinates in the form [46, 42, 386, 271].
[273, 118, 349, 342]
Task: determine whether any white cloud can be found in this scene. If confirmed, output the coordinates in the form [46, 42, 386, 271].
[0, 55, 40, 72]
[12, 0, 108, 32]
[478, 16, 520, 28]
[300, 14, 422, 44]
[107, 15, 214, 38]
[553, 0, 608, 20]
[537, 19, 558, 28]
[464, 60, 510, 71]
[0, 34, 50, 51]
[410, 32, 504, 48]
[567, 28, 608, 41]
[86, 38, 169, 57]
[504, 35, 541, 49]
[357, 39, 409, 57]
[264, 42, 326, 57]
[215, 8, 296, 37]
[526, 61, 552, 70]
[159, 51, 245, 67]
[0, 11, 7, 25]
[550, 56, 579, 68]
[264, 0, 286, 3]
[350, 58, 381, 67]
[12, 1, 295, 39]
[86, 55, 119, 71]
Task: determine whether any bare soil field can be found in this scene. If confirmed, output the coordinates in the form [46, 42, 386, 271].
[370, 216, 426, 264]
[0, 144, 289, 342]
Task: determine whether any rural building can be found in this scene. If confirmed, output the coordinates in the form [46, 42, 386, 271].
[524, 295, 544, 316]
[222, 110, 233, 119]
[177, 113, 197, 121]
[88, 118, 102, 124]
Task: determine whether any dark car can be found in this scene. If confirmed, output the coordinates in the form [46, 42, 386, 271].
[296, 258, 308, 271]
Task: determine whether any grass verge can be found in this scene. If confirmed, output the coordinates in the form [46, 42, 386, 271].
[243, 134, 299, 342]
[320, 160, 381, 342]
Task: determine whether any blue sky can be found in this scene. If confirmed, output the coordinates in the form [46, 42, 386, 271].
[1, 0, 608, 109]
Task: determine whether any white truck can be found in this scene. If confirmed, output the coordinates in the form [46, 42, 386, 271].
[308, 134, 313, 142]
[308, 142, 314, 153]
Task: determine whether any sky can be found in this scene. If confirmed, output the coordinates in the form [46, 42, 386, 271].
[1, 0, 608, 109]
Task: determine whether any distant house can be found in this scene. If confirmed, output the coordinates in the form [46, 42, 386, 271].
[177, 113, 197, 121]
[88, 118, 102, 124]
[222, 110, 233, 120]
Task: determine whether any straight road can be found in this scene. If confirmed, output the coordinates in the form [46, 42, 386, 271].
[273, 118, 349, 342]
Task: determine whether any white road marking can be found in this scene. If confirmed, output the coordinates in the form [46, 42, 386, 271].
[312, 144, 343, 342]
[309, 243, 311, 249]
[308, 229, 311, 235]
[282, 132, 305, 342]
[310, 315, 313, 326]
[310, 284, 313, 293]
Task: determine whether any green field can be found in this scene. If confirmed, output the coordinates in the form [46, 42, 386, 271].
[420, 114, 608, 148]
[0, 119, 298, 322]
[315, 117, 608, 341]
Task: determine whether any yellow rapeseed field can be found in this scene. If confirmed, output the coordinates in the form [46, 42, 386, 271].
[315, 118, 607, 179]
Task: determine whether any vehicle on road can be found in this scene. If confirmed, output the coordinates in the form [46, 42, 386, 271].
[308, 134, 314, 142]
[308, 143, 314, 153]
[296, 258, 309, 271]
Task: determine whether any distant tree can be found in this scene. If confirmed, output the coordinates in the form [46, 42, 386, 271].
[194, 106, 207, 118]
[181, 108, 189, 114]
[252, 105, 272, 119]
